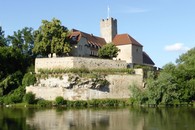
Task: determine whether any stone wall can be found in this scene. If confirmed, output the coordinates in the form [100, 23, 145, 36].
[26, 71, 143, 101]
[35, 57, 127, 73]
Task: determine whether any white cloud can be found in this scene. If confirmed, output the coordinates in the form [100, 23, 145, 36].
[164, 43, 190, 52]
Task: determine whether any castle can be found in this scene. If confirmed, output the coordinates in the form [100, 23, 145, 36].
[69, 17, 155, 67]
[30, 18, 151, 100]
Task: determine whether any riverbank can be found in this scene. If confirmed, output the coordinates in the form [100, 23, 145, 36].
[1, 98, 195, 109]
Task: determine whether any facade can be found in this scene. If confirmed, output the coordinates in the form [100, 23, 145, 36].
[69, 17, 155, 67]
[112, 34, 143, 65]
[69, 29, 106, 57]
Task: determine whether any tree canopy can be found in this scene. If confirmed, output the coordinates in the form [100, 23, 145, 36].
[33, 18, 71, 57]
[98, 43, 120, 59]
[131, 47, 195, 105]
[7, 27, 34, 56]
[0, 26, 7, 46]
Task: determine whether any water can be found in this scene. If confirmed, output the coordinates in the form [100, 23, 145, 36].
[0, 107, 194, 130]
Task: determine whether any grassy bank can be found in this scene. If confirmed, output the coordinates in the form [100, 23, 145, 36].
[1, 98, 132, 108]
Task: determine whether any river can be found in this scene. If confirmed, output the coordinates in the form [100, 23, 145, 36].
[0, 107, 194, 130]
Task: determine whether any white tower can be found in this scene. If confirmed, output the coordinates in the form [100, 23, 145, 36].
[100, 17, 117, 43]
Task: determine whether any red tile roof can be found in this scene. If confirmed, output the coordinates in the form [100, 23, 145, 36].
[113, 34, 143, 47]
[70, 29, 106, 47]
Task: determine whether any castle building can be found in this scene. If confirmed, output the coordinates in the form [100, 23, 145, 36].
[69, 17, 154, 67]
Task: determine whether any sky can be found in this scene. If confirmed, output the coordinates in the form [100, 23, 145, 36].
[0, 0, 195, 68]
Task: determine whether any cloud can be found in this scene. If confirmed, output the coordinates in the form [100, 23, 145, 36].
[164, 43, 190, 52]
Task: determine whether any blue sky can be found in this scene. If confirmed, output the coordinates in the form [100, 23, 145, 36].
[1, 0, 195, 67]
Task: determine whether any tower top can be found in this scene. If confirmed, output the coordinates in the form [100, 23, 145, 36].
[100, 17, 117, 43]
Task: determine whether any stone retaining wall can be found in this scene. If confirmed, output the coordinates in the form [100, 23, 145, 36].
[26, 73, 143, 101]
[35, 57, 127, 73]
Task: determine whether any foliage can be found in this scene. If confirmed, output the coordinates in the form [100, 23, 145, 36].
[67, 100, 88, 107]
[37, 68, 134, 75]
[131, 48, 195, 105]
[23, 92, 36, 104]
[130, 85, 148, 105]
[0, 47, 28, 79]
[0, 26, 7, 46]
[33, 18, 71, 57]
[98, 43, 120, 59]
[37, 98, 53, 107]
[55, 96, 66, 105]
[7, 27, 34, 56]
[22, 72, 36, 87]
[0, 26, 35, 99]
[0, 71, 23, 95]
[2, 86, 25, 104]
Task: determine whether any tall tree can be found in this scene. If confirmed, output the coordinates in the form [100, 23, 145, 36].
[33, 18, 71, 57]
[0, 26, 6, 46]
[131, 47, 195, 105]
[7, 27, 34, 56]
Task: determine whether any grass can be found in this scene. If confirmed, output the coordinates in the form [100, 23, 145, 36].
[37, 68, 135, 75]
[2, 98, 132, 108]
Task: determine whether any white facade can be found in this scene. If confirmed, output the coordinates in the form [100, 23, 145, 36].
[116, 44, 143, 65]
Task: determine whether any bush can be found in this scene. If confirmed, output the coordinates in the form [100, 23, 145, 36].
[0, 97, 3, 105]
[67, 100, 88, 107]
[9, 86, 25, 103]
[55, 96, 66, 105]
[22, 72, 36, 87]
[23, 92, 36, 104]
[37, 99, 52, 107]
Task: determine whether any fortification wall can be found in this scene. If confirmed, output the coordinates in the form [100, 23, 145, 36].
[26, 72, 143, 101]
[35, 57, 127, 73]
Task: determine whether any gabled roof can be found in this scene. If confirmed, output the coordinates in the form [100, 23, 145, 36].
[143, 51, 155, 66]
[112, 34, 143, 47]
[70, 29, 106, 47]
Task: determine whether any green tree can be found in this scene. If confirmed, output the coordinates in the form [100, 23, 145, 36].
[23, 92, 35, 104]
[98, 43, 120, 59]
[131, 48, 195, 105]
[0, 71, 23, 95]
[33, 18, 71, 57]
[7, 27, 34, 56]
[0, 26, 7, 46]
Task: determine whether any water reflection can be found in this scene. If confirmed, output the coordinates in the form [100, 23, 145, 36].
[0, 107, 195, 130]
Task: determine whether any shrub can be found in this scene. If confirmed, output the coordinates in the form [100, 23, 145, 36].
[0, 97, 3, 105]
[9, 86, 25, 103]
[23, 92, 36, 104]
[37, 99, 52, 107]
[22, 72, 36, 87]
[55, 96, 66, 105]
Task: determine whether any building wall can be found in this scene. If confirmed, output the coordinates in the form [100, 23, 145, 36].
[132, 45, 143, 64]
[100, 18, 117, 43]
[116, 44, 132, 63]
[35, 57, 127, 73]
[26, 71, 143, 101]
[70, 37, 90, 56]
[116, 44, 143, 65]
